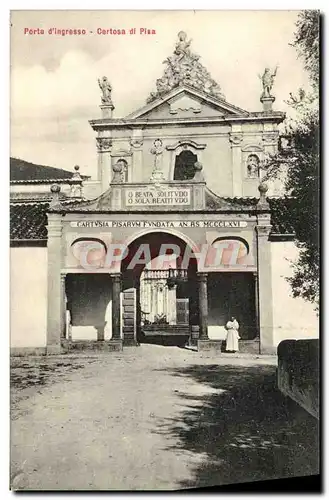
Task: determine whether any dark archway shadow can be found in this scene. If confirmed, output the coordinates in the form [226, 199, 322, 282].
[152, 363, 319, 489]
[121, 231, 198, 347]
[138, 333, 188, 347]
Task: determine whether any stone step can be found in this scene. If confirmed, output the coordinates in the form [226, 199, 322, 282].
[61, 340, 122, 352]
[198, 339, 261, 354]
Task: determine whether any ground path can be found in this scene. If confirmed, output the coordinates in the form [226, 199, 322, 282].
[11, 345, 319, 491]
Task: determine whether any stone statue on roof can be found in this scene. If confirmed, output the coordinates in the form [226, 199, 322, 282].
[174, 31, 192, 60]
[98, 76, 113, 105]
[147, 31, 225, 103]
[260, 66, 278, 98]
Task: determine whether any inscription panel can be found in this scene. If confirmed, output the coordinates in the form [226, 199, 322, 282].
[124, 187, 191, 207]
[70, 220, 248, 229]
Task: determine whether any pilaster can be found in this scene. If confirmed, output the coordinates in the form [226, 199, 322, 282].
[262, 128, 280, 157]
[96, 136, 113, 192]
[197, 272, 209, 340]
[256, 218, 275, 354]
[46, 213, 63, 354]
[229, 126, 243, 197]
[130, 130, 144, 182]
[111, 274, 122, 341]
[253, 271, 260, 341]
[60, 273, 66, 339]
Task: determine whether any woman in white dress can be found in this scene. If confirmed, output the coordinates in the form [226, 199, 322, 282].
[225, 316, 240, 352]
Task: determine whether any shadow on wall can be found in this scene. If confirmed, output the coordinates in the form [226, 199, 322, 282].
[208, 273, 256, 340]
[152, 363, 319, 489]
[66, 274, 112, 340]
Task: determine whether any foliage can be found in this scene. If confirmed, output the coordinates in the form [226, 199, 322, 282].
[293, 10, 320, 88]
[263, 10, 320, 307]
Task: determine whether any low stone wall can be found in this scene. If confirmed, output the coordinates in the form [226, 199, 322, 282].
[277, 339, 319, 419]
[11, 347, 47, 356]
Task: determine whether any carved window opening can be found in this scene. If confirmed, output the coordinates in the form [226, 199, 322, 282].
[174, 150, 197, 181]
[246, 154, 260, 178]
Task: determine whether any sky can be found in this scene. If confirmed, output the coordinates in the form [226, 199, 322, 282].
[10, 10, 311, 179]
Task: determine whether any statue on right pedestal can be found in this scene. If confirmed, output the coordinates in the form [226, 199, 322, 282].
[260, 66, 278, 98]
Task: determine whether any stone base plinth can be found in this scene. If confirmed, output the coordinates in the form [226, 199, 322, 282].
[61, 340, 123, 352]
[189, 326, 199, 346]
[197, 339, 223, 353]
[108, 339, 123, 351]
[100, 104, 114, 119]
[239, 340, 260, 354]
[188, 337, 198, 347]
[123, 338, 139, 347]
[11, 347, 47, 357]
[46, 345, 61, 355]
[260, 95, 275, 112]
[260, 344, 277, 355]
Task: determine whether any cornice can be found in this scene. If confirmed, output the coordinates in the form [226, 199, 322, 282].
[89, 112, 285, 130]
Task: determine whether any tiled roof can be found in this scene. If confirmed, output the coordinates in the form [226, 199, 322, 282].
[10, 202, 49, 241]
[11, 178, 87, 185]
[10, 197, 295, 242]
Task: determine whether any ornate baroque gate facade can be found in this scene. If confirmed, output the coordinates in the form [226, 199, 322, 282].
[45, 31, 284, 355]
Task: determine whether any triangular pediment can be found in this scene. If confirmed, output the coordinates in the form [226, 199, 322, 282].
[125, 86, 249, 120]
[126, 32, 250, 121]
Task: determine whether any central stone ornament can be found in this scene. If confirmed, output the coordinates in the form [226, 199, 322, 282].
[150, 139, 165, 183]
[147, 31, 225, 103]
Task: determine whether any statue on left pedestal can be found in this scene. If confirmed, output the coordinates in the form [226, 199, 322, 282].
[98, 76, 113, 105]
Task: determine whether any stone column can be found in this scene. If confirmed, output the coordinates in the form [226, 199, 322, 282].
[168, 285, 177, 325]
[256, 223, 274, 354]
[197, 272, 209, 340]
[253, 271, 260, 340]
[111, 274, 122, 343]
[229, 127, 243, 197]
[46, 213, 63, 354]
[60, 273, 66, 339]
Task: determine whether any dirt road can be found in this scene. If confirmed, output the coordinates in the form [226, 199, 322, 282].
[10, 345, 319, 491]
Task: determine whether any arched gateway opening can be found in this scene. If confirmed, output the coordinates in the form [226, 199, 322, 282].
[63, 231, 258, 348]
[121, 231, 198, 346]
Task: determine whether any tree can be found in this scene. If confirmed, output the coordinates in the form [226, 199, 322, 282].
[263, 10, 320, 307]
[293, 10, 319, 89]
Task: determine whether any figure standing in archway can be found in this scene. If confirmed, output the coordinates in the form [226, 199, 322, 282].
[225, 316, 240, 352]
